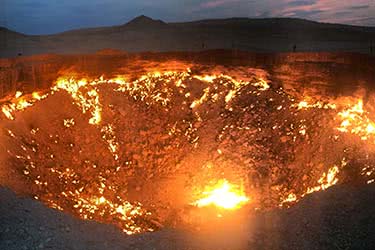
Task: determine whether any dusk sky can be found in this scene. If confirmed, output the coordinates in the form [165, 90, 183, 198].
[1, 0, 374, 35]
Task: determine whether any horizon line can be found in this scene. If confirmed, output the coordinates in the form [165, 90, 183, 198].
[2, 15, 375, 36]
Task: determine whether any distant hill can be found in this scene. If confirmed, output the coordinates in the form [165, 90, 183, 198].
[1, 15, 375, 57]
[124, 15, 167, 29]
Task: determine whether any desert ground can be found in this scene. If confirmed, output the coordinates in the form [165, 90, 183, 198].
[1, 16, 375, 58]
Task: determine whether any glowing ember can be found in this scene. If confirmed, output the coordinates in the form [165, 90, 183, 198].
[2, 105, 15, 120]
[252, 78, 270, 91]
[193, 179, 249, 210]
[56, 192, 153, 235]
[281, 159, 347, 206]
[336, 100, 375, 140]
[293, 98, 375, 141]
[306, 165, 341, 194]
[1, 66, 375, 234]
[63, 118, 75, 128]
[1, 70, 267, 234]
[295, 99, 336, 110]
[1, 91, 49, 120]
[53, 78, 102, 125]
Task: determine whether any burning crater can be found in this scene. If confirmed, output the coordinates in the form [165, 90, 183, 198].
[1, 62, 375, 235]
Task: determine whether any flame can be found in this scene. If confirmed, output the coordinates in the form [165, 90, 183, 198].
[252, 78, 270, 91]
[1, 90, 49, 120]
[193, 179, 249, 210]
[1, 70, 267, 234]
[15, 91, 23, 98]
[101, 124, 119, 160]
[53, 78, 102, 125]
[294, 98, 375, 141]
[63, 118, 75, 128]
[32, 92, 43, 100]
[1, 71, 268, 122]
[53, 190, 154, 235]
[295, 100, 336, 110]
[306, 165, 340, 194]
[2, 67, 375, 233]
[2, 104, 15, 120]
[281, 160, 346, 206]
[336, 100, 375, 140]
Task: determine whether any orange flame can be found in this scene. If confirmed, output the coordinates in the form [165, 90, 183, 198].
[193, 179, 249, 210]
[336, 100, 375, 140]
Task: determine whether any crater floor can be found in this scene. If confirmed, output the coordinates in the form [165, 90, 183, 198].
[1, 51, 375, 245]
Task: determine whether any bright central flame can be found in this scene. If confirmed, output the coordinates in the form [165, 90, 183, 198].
[194, 179, 249, 209]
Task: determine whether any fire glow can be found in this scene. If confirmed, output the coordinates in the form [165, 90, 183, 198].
[336, 100, 375, 140]
[1, 67, 375, 235]
[193, 179, 249, 210]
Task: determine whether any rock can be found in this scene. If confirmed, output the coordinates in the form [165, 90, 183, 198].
[280, 136, 289, 143]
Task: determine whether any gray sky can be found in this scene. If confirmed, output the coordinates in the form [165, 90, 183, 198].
[1, 0, 374, 35]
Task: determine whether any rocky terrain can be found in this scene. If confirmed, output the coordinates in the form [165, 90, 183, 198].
[1, 51, 375, 249]
[1, 184, 374, 250]
[1, 50, 375, 99]
[1, 16, 375, 57]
